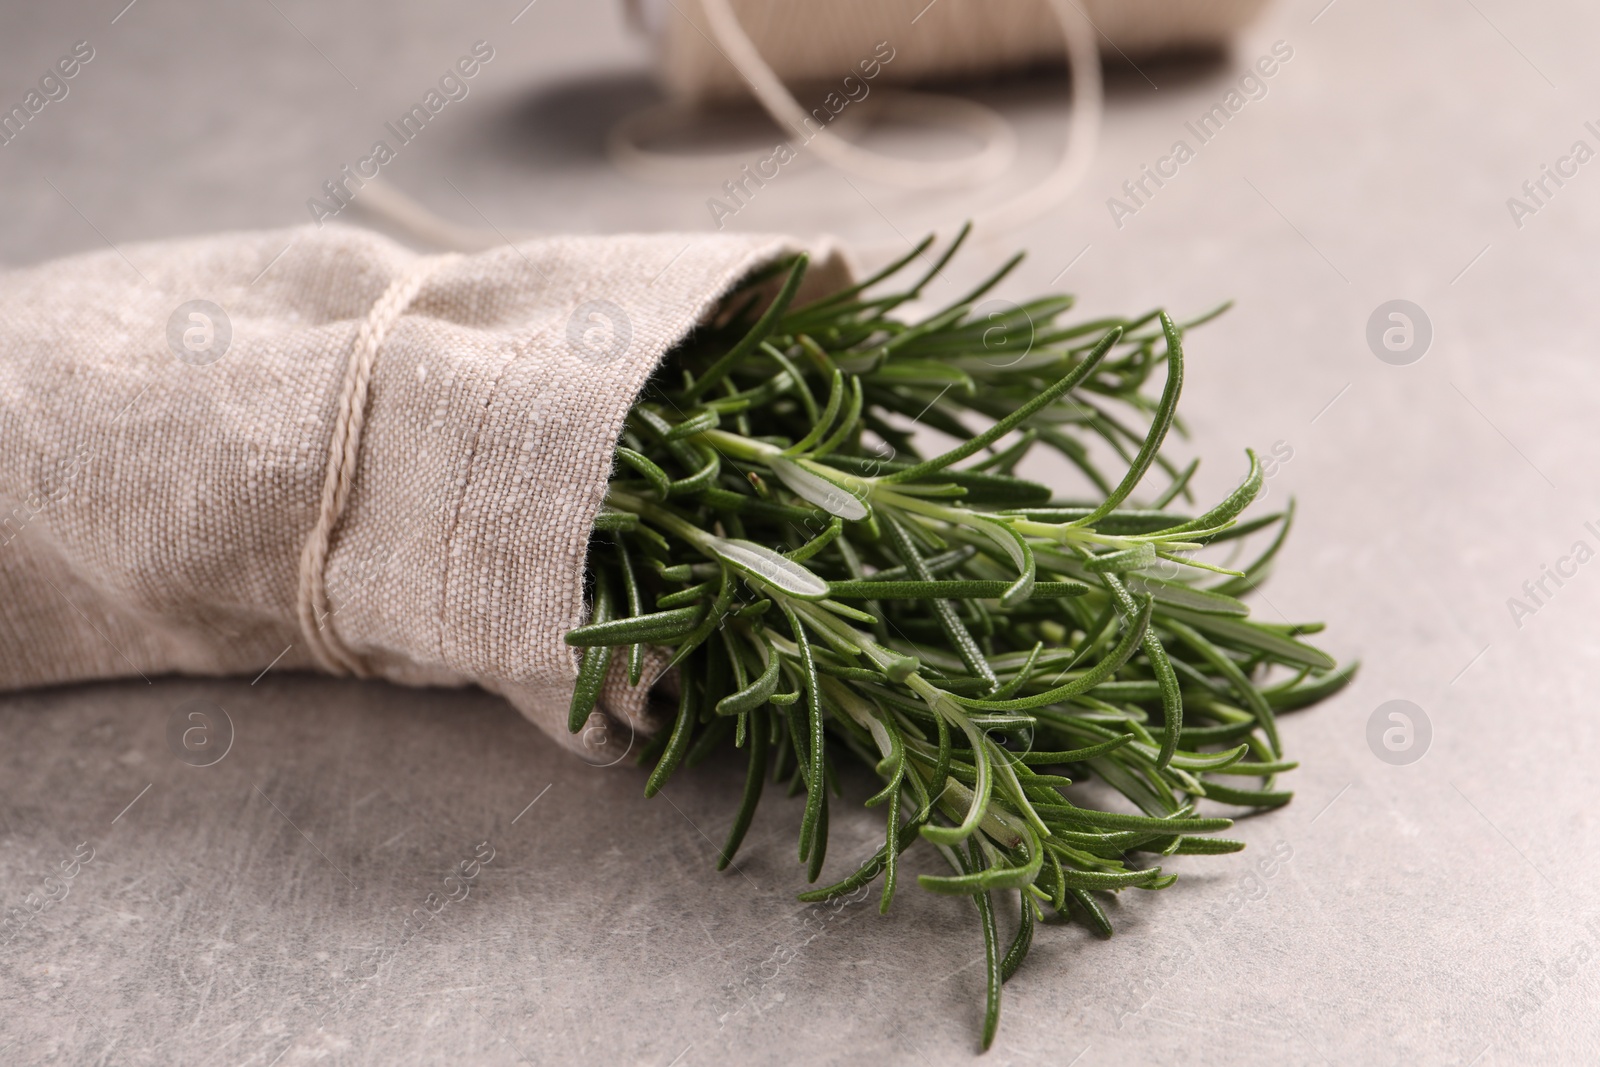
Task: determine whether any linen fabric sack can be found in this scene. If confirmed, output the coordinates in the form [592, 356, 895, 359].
[0, 225, 848, 756]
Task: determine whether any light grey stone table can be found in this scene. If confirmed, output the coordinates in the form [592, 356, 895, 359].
[3, 0, 1598, 1063]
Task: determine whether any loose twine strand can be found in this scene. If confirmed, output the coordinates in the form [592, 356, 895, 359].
[325, 6, 1101, 667]
[354, 0, 1102, 252]
[296, 253, 460, 676]
[614, 0, 1102, 239]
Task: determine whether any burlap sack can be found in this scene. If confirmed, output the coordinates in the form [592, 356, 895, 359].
[0, 225, 848, 755]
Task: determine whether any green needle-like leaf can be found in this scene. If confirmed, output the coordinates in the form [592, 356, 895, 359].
[686, 254, 810, 401]
[568, 227, 1349, 1051]
[567, 576, 615, 733]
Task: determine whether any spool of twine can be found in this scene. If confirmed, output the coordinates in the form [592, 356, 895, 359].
[629, 0, 1270, 104]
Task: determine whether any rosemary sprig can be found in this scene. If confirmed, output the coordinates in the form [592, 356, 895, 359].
[566, 228, 1353, 1051]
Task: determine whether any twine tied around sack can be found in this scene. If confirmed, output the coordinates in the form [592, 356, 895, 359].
[295, 252, 461, 676]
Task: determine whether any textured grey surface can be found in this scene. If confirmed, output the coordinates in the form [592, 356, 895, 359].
[3, 0, 1599, 1063]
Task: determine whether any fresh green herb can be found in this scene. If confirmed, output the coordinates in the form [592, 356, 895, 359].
[566, 227, 1352, 1050]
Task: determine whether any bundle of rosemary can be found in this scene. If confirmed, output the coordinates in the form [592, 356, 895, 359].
[565, 228, 1350, 1048]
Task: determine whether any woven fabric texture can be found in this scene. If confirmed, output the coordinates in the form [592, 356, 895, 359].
[0, 225, 847, 754]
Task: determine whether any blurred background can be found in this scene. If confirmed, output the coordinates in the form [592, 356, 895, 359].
[3, 0, 1599, 1063]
